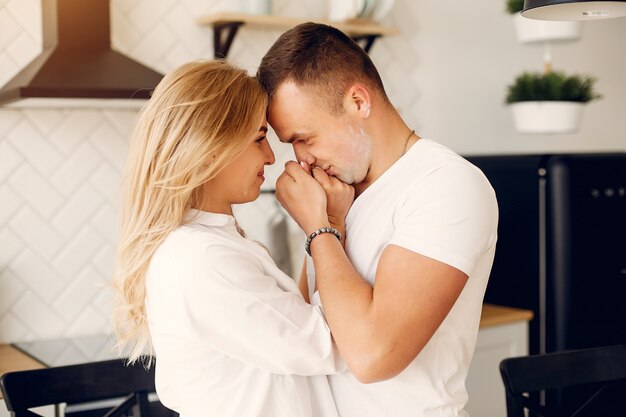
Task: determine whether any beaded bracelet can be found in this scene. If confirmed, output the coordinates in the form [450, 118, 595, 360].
[305, 227, 342, 256]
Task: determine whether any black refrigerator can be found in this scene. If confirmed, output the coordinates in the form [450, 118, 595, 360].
[465, 153, 626, 413]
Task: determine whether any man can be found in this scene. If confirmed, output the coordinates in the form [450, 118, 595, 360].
[258, 22, 498, 417]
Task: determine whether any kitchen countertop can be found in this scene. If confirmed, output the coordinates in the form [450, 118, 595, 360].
[0, 344, 45, 399]
[479, 304, 534, 328]
[0, 303, 533, 399]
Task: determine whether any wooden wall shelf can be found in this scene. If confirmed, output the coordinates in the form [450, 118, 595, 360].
[197, 13, 399, 58]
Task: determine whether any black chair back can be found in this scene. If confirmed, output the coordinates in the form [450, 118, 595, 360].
[0, 358, 175, 417]
[500, 345, 626, 417]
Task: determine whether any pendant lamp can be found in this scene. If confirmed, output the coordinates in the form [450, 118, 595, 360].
[522, 0, 626, 20]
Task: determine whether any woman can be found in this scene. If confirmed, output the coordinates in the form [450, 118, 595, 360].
[113, 60, 342, 417]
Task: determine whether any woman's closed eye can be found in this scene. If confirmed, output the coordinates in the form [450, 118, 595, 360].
[256, 135, 267, 143]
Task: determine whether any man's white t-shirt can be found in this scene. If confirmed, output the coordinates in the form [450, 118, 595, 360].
[311, 139, 498, 417]
[146, 210, 342, 417]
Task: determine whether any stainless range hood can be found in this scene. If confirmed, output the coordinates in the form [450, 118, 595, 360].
[0, 0, 163, 109]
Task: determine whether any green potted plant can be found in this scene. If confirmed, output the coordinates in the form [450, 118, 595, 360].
[506, 0, 582, 43]
[506, 70, 602, 133]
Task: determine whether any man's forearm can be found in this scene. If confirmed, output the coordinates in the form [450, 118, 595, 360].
[308, 233, 381, 381]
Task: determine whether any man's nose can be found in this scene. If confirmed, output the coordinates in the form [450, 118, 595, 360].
[294, 147, 315, 166]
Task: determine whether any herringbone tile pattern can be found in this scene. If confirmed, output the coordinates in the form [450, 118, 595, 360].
[0, 108, 133, 341]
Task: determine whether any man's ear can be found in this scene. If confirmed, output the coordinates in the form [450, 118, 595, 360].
[345, 83, 372, 119]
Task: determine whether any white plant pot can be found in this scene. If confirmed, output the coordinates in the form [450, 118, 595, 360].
[510, 101, 585, 134]
[513, 13, 582, 43]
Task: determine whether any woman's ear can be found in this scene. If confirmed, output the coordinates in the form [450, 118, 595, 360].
[345, 83, 372, 119]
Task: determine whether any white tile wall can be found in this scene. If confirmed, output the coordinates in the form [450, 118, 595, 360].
[0, 106, 135, 342]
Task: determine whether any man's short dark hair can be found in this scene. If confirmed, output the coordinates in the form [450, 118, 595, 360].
[257, 22, 388, 113]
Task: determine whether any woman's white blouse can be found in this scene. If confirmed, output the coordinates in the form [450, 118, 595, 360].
[145, 209, 341, 417]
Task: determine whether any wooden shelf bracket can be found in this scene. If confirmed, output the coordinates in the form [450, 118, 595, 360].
[213, 21, 245, 59]
[352, 34, 381, 54]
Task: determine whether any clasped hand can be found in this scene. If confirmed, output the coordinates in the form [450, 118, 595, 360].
[275, 161, 355, 237]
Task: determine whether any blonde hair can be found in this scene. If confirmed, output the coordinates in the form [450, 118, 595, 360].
[113, 60, 268, 363]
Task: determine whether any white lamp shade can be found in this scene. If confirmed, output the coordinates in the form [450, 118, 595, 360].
[522, 0, 626, 20]
[514, 13, 582, 42]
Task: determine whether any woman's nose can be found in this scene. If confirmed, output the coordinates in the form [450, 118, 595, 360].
[265, 141, 276, 165]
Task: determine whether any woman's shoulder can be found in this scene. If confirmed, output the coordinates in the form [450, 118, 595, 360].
[148, 223, 262, 284]
[147, 223, 271, 292]
[158, 222, 243, 260]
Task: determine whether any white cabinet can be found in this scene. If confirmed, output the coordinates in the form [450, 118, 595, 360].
[466, 320, 529, 417]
